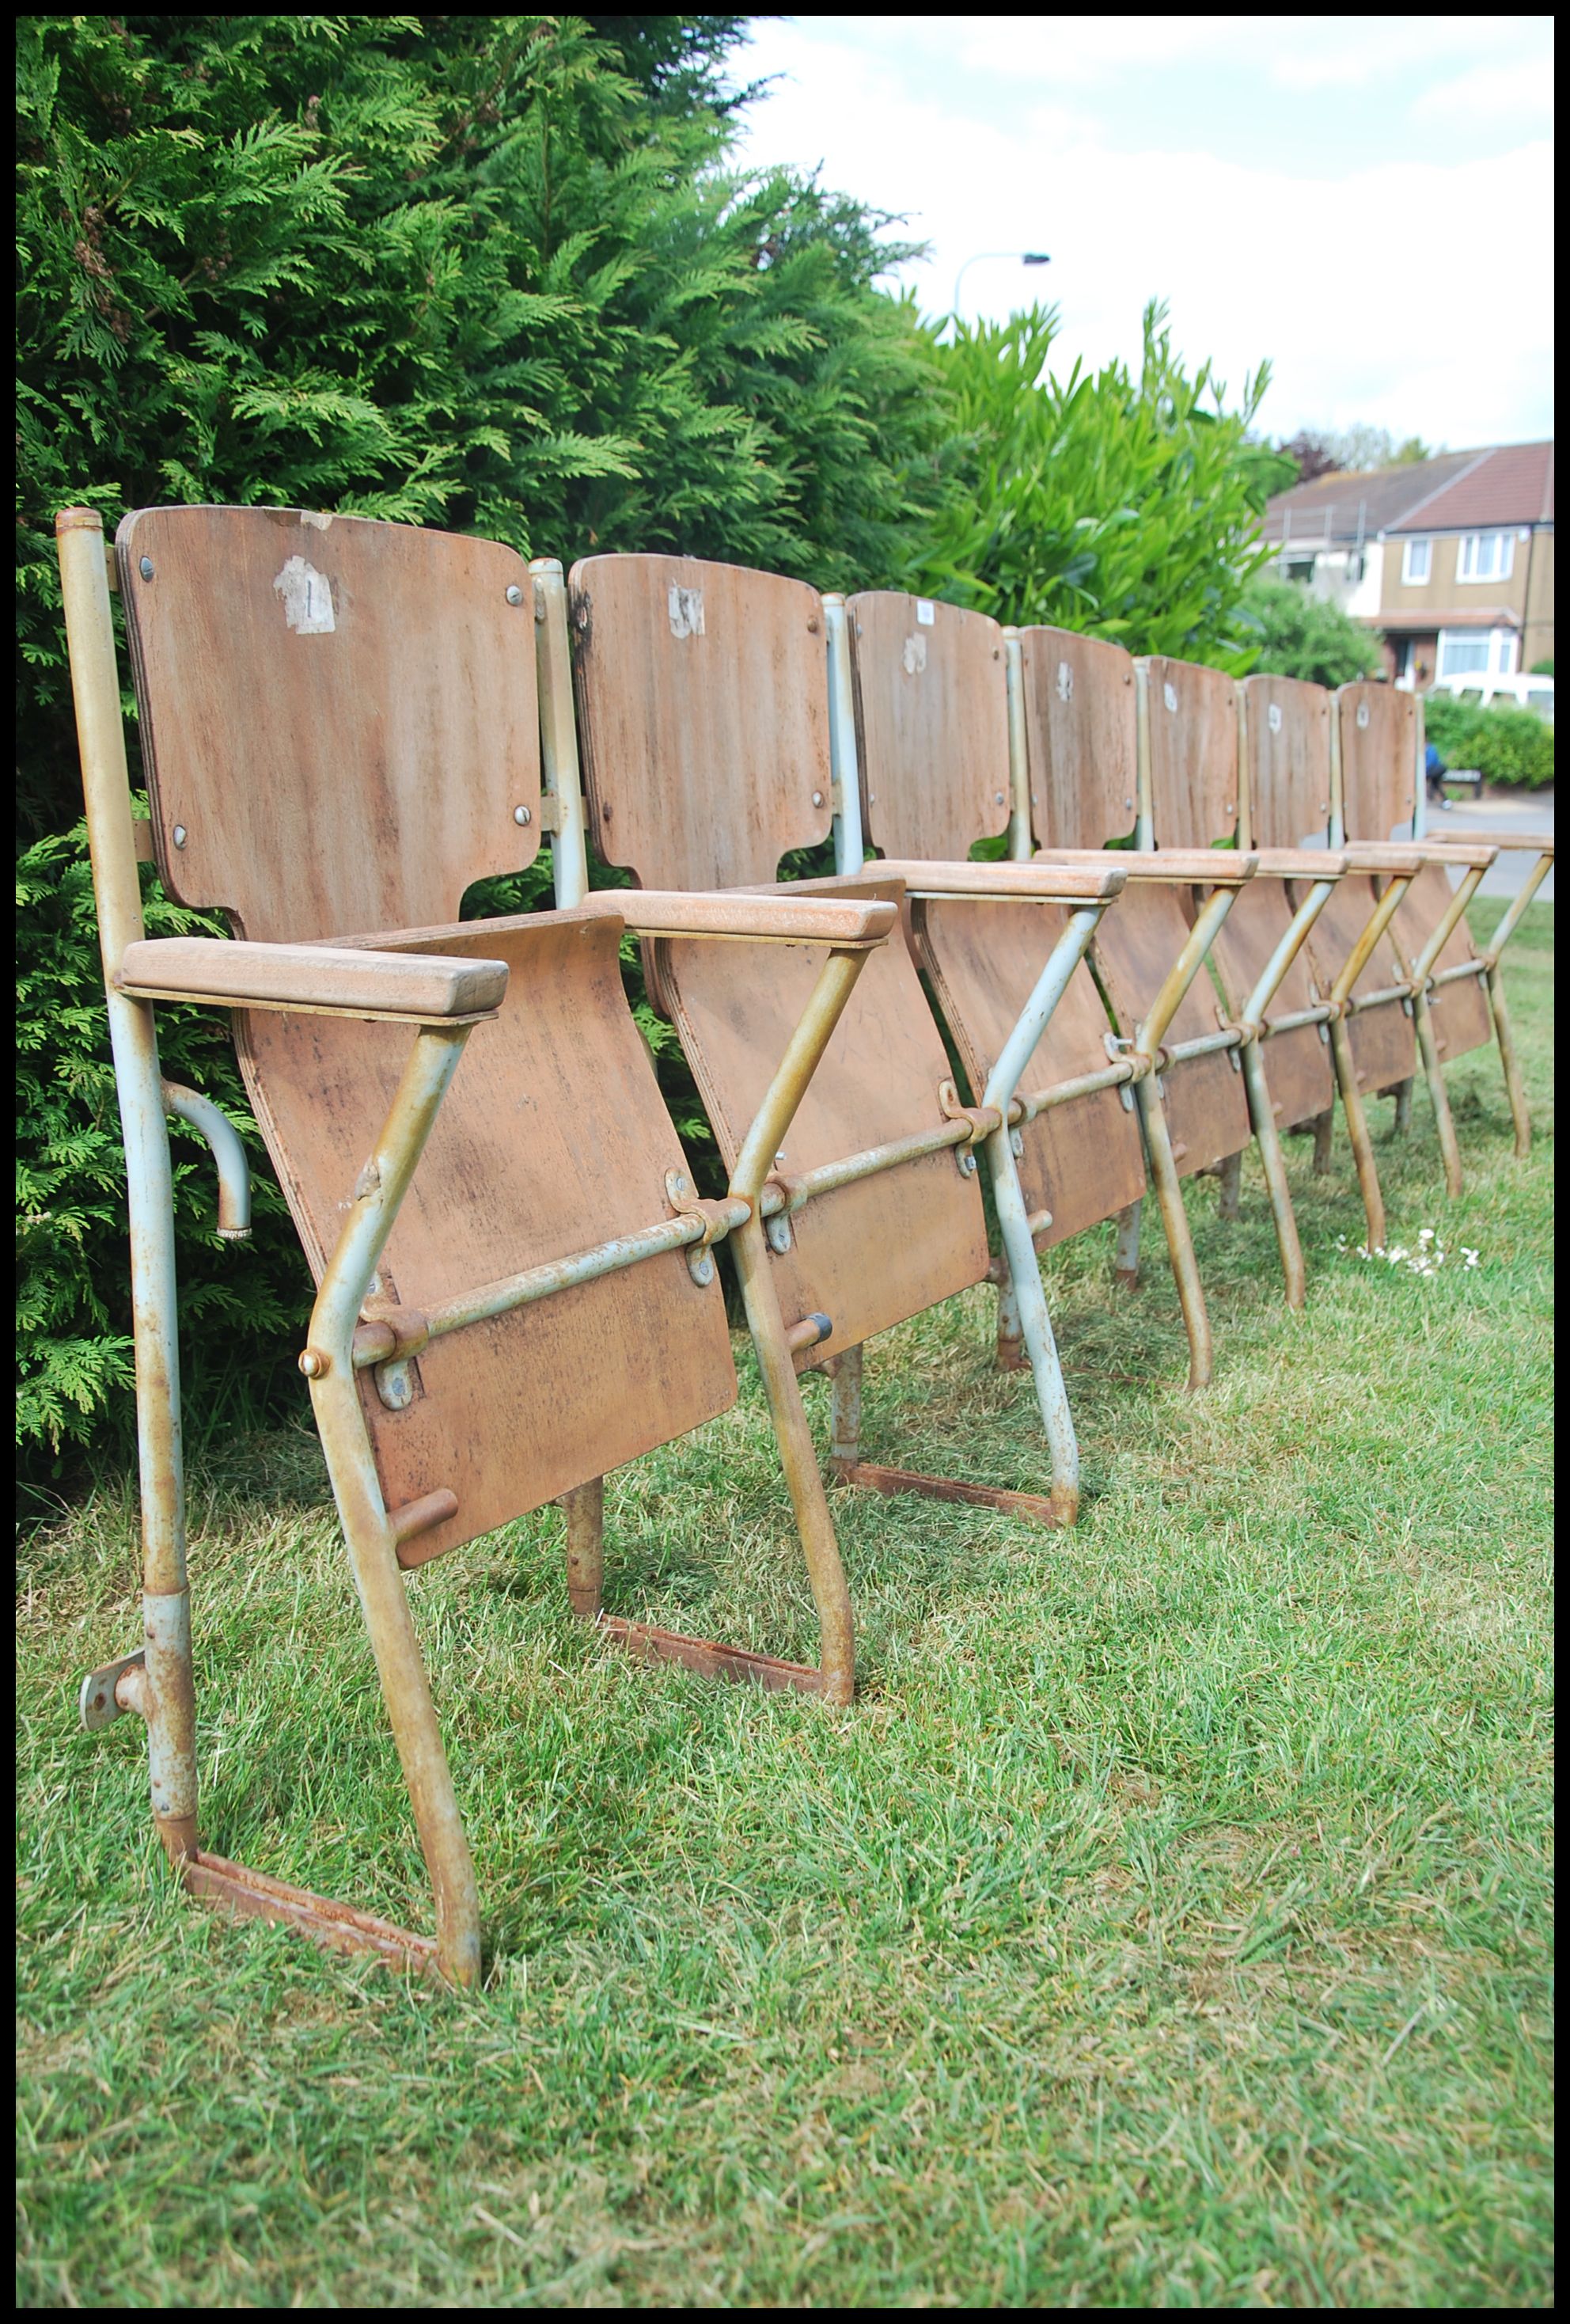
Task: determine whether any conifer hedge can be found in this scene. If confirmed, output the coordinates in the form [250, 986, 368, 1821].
[16, 13, 946, 1468]
[16, 14, 1290, 1471]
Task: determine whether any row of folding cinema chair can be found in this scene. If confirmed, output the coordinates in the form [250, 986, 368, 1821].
[59, 505, 1549, 1988]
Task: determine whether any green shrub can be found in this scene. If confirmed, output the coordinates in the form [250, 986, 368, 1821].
[1423, 696, 1555, 791]
[13, 15, 1316, 1470]
[15, 12, 946, 1470]
[916, 302, 1293, 668]
[1236, 576, 1382, 689]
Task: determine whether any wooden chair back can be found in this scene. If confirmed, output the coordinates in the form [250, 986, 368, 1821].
[1336, 683, 1416, 843]
[567, 553, 832, 890]
[1014, 628, 1139, 850]
[118, 506, 540, 944]
[845, 593, 1011, 860]
[1141, 655, 1239, 851]
[118, 507, 737, 1559]
[1238, 675, 1333, 851]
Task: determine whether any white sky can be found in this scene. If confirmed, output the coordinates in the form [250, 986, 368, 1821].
[726, 14, 1554, 450]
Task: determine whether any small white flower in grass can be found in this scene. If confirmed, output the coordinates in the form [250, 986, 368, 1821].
[1418, 1227, 1435, 1244]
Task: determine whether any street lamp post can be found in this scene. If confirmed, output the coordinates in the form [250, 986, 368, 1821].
[951, 249, 1051, 317]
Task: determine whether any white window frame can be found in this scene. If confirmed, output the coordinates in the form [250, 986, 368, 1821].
[1436, 627, 1518, 681]
[1401, 537, 1432, 585]
[1456, 530, 1515, 583]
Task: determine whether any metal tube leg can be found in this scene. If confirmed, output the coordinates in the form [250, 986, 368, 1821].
[1392, 1077, 1414, 1137]
[1217, 1149, 1242, 1221]
[995, 1270, 1026, 1372]
[1486, 963, 1531, 1159]
[984, 1125, 1079, 1523]
[1328, 1016, 1386, 1251]
[731, 1213, 856, 1707]
[1113, 1198, 1142, 1289]
[108, 995, 199, 1866]
[1311, 1109, 1334, 1175]
[1413, 988, 1464, 1199]
[829, 1345, 863, 1465]
[562, 1479, 605, 1619]
[1241, 1039, 1306, 1308]
[1133, 1077, 1213, 1392]
[303, 1023, 481, 1986]
[311, 1367, 482, 1988]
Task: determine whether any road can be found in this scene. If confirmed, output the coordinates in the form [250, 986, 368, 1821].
[1428, 784, 1554, 901]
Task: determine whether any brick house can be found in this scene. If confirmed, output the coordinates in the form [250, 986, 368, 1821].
[1261, 441, 1554, 690]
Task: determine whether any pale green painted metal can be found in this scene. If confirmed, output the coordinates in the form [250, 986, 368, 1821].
[300, 1023, 484, 1986]
[529, 557, 590, 910]
[980, 902, 1112, 1520]
[163, 1080, 252, 1238]
[1013, 1058, 1135, 1122]
[58, 510, 199, 1867]
[1003, 631, 1033, 861]
[824, 596, 867, 875]
[1131, 883, 1239, 1065]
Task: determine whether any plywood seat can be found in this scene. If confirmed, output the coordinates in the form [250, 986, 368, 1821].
[244, 912, 738, 1563]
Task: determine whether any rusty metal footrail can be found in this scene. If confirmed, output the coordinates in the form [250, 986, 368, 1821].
[832, 1457, 1069, 1529]
[598, 1617, 828, 1694]
[181, 1850, 442, 1977]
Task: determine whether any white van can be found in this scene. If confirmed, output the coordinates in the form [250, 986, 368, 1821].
[1429, 671, 1554, 723]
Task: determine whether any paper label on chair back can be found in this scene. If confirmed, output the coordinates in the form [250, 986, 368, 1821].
[118, 507, 541, 944]
[570, 553, 832, 890]
[846, 591, 1010, 861]
[1241, 674, 1333, 850]
[1016, 628, 1138, 851]
[1141, 655, 1239, 851]
[1336, 683, 1416, 843]
[272, 556, 337, 636]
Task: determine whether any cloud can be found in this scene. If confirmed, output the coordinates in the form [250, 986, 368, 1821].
[728, 21, 1556, 446]
[1414, 59, 1556, 127]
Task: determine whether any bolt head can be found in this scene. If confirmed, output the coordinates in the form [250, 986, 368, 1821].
[811, 791, 823, 807]
[172, 824, 187, 848]
[995, 791, 1006, 807]
[138, 556, 154, 580]
[505, 583, 525, 606]
[514, 804, 532, 826]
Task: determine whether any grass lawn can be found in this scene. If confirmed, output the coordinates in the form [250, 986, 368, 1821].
[16, 897, 1553, 2308]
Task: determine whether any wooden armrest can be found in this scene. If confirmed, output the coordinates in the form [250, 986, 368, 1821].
[1421, 830, 1553, 856]
[874, 858, 1127, 903]
[116, 938, 509, 1021]
[1033, 847, 1257, 886]
[1341, 845, 1431, 876]
[1249, 849, 1349, 879]
[575, 888, 897, 947]
[1411, 841, 1499, 872]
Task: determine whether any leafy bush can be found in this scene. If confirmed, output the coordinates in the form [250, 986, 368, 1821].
[1422, 696, 1555, 791]
[14, 15, 1314, 1470]
[1238, 576, 1382, 689]
[16, 11, 946, 1470]
[917, 302, 1293, 668]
